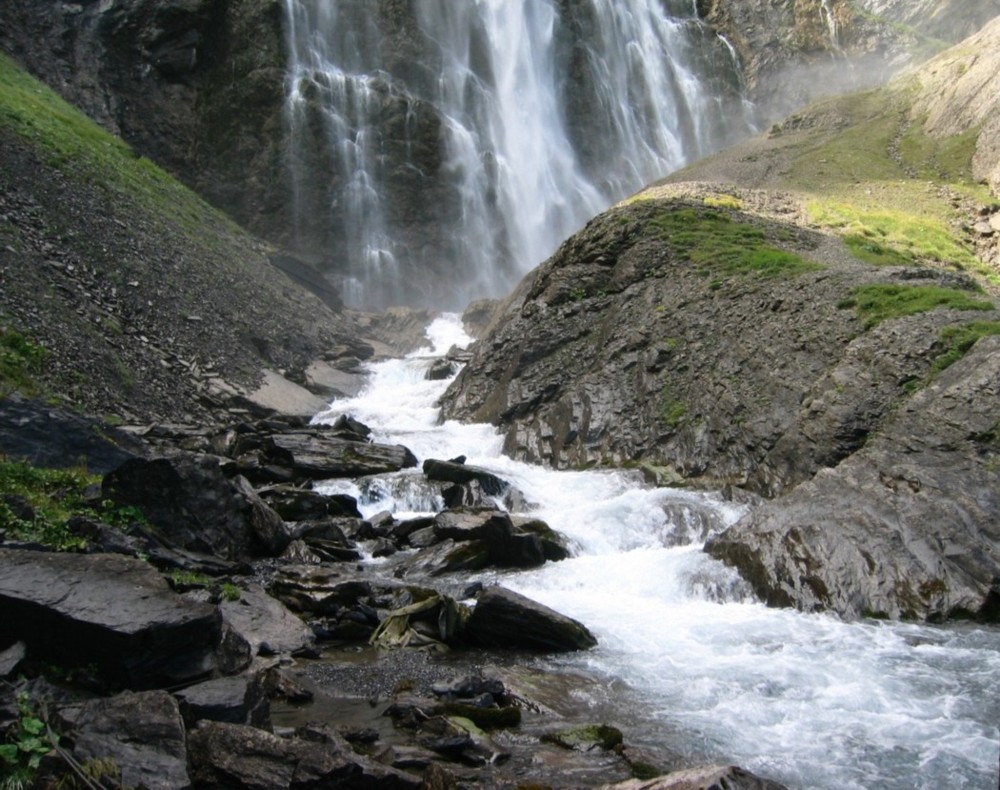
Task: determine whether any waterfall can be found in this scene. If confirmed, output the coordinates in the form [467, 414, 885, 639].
[282, 0, 754, 309]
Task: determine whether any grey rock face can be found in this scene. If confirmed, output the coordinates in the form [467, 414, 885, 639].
[707, 336, 1000, 621]
[0, 549, 221, 689]
[59, 690, 191, 790]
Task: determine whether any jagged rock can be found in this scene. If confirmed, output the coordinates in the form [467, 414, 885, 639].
[57, 690, 190, 789]
[263, 431, 418, 478]
[174, 673, 270, 729]
[465, 587, 597, 652]
[0, 394, 147, 473]
[257, 484, 352, 520]
[603, 764, 788, 789]
[187, 721, 421, 788]
[0, 549, 221, 689]
[542, 724, 623, 752]
[217, 584, 315, 658]
[707, 336, 1000, 621]
[422, 459, 509, 496]
[102, 455, 289, 561]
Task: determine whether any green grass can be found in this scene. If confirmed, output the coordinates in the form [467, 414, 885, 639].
[648, 208, 824, 279]
[0, 459, 145, 550]
[931, 321, 1000, 376]
[0, 328, 47, 397]
[840, 284, 995, 328]
[0, 52, 239, 246]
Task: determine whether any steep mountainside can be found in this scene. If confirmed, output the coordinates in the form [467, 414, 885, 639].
[441, 24, 1000, 621]
[0, 53, 358, 423]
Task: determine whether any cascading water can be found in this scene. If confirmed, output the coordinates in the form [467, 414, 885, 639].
[282, 0, 754, 309]
[314, 315, 1000, 790]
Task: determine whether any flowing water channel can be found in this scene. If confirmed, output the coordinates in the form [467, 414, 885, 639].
[313, 315, 1000, 790]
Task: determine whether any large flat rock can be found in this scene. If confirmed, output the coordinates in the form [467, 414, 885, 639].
[0, 549, 221, 688]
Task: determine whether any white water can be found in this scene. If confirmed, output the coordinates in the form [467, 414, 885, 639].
[283, 0, 754, 309]
[315, 315, 1000, 790]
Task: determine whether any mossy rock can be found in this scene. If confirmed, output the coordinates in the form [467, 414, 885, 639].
[436, 703, 521, 730]
[541, 724, 623, 752]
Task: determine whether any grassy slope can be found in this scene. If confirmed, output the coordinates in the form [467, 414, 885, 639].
[646, 68, 998, 291]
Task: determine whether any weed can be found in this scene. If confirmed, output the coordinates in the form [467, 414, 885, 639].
[840, 284, 994, 329]
[0, 459, 146, 550]
[930, 321, 1000, 376]
[0, 328, 47, 397]
[0, 693, 50, 788]
[703, 194, 743, 210]
[648, 208, 823, 279]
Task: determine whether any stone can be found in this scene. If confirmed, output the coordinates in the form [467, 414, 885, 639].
[217, 584, 314, 658]
[58, 691, 190, 789]
[0, 549, 221, 689]
[0, 641, 26, 679]
[264, 432, 418, 478]
[174, 673, 270, 729]
[102, 455, 287, 560]
[465, 587, 597, 652]
[422, 459, 509, 496]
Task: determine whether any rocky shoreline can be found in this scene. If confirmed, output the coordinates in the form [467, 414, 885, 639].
[0, 394, 784, 789]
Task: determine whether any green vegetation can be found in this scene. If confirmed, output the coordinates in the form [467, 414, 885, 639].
[839, 284, 994, 328]
[0, 52, 238, 247]
[648, 208, 823, 279]
[0, 459, 144, 550]
[931, 321, 1000, 376]
[0, 692, 49, 789]
[0, 328, 47, 397]
[703, 194, 743, 210]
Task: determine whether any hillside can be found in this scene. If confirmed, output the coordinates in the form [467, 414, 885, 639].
[441, 25, 1000, 621]
[0, 52, 360, 424]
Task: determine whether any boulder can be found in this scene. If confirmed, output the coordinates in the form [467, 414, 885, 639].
[217, 584, 315, 658]
[264, 432, 418, 478]
[187, 721, 421, 788]
[0, 549, 221, 689]
[174, 673, 270, 729]
[707, 336, 1000, 621]
[465, 587, 597, 652]
[422, 459, 509, 496]
[57, 690, 190, 789]
[102, 455, 289, 561]
[0, 394, 146, 474]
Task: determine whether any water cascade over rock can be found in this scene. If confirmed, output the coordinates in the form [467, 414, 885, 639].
[282, 0, 753, 308]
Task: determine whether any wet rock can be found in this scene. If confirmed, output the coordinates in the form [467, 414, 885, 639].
[174, 673, 270, 729]
[57, 690, 189, 789]
[466, 587, 597, 652]
[264, 431, 418, 478]
[0, 549, 221, 689]
[604, 764, 788, 789]
[102, 455, 288, 561]
[422, 458, 509, 496]
[543, 724, 623, 752]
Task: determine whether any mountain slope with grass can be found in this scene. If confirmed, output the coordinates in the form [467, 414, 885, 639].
[0, 52, 359, 424]
[441, 24, 1000, 621]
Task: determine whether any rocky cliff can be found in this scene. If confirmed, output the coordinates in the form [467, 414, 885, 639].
[441, 23, 1000, 622]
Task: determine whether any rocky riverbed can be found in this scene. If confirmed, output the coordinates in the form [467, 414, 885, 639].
[0, 394, 786, 789]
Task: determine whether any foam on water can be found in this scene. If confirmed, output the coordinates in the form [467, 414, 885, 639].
[316, 314, 1000, 789]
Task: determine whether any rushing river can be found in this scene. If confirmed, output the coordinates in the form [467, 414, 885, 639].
[314, 315, 1000, 790]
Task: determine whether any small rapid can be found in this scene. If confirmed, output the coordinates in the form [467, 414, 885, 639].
[314, 315, 1000, 790]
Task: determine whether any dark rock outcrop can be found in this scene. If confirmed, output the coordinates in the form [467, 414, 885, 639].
[102, 456, 290, 561]
[707, 336, 1000, 621]
[466, 587, 597, 652]
[0, 549, 222, 689]
[57, 690, 191, 790]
